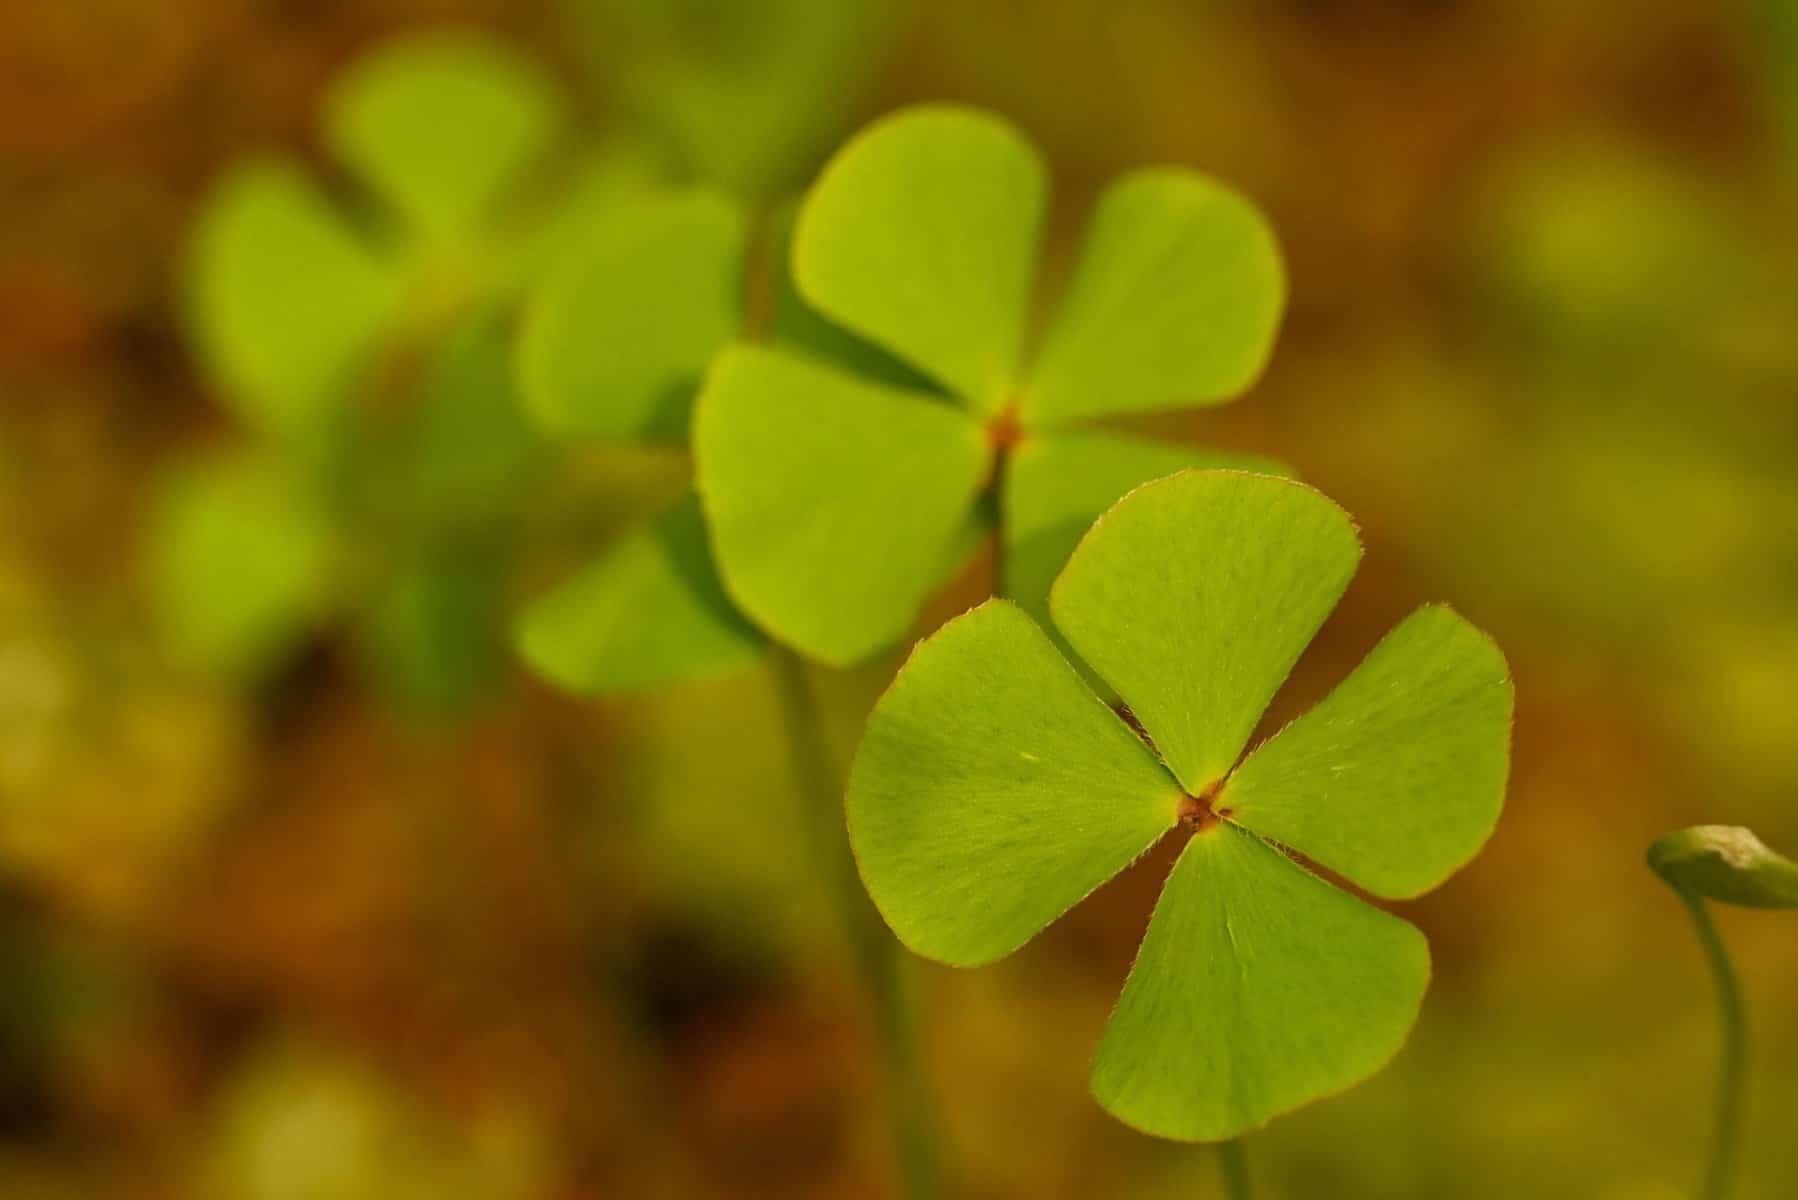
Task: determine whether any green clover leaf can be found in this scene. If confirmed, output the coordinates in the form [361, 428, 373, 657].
[694, 105, 1288, 667]
[323, 31, 564, 248]
[516, 492, 763, 693]
[146, 448, 338, 679]
[187, 157, 405, 442]
[847, 470, 1514, 1140]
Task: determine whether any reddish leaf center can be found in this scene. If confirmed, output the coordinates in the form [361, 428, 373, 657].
[1177, 779, 1231, 834]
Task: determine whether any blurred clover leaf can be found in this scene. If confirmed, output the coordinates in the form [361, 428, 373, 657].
[186, 27, 645, 440]
[571, 0, 899, 200]
[511, 186, 924, 694]
[155, 29, 623, 711]
[200, 1038, 546, 1200]
[147, 447, 338, 679]
[152, 308, 535, 713]
[847, 470, 1514, 1140]
[692, 105, 1288, 668]
[511, 188, 763, 694]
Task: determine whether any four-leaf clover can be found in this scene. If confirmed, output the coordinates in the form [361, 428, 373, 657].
[847, 469, 1514, 1139]
[694, 105, 1286, 667]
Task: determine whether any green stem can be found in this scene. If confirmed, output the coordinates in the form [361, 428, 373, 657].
[1217, 1138, 1252, 1200]
[1676, 890, 1746, 1200]
[772, 648, 940, 1199]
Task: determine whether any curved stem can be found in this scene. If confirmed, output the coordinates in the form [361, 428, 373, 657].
[1676, 891, 1746, 1200]
[1215, 1138, 1251, 1199]
[772, 648, 940, 1199]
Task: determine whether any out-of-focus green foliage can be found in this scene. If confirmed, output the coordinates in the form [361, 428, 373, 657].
[516, 493, 762, 693]
[185, 30, 621, 440]
[566, 0, 897, 198]
[160, 29, 629, 715]
[517, 191, 748, 442]
[150, 308, 535, 716]
[197, 1039, 550, 1200]
[1753, 0, 1798, 168]
[147, 449, 336, 679]
[186, 160, 402, 440]
[405, 314, 540, 526]
[324, 34, 565, 247]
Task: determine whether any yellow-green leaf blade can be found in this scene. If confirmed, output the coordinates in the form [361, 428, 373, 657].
[1024, 169, 1284, 428]
[793, 105, 1045, 412]
[323, 29, 563, 243]
[1050, 471, 1361, 794]
[516, 189, 749, 441]
[146, 449, 337, 678]
[1091, 823, 1429, 1141]
[515, 494, 764, 695]
[1227, 606, 1514, 899]
[693, 344, 989, 667]
[1003, 430, 1290, 630]
[763, 199, 942, 393]
[186, 158, 402, 438]
[848, 600, 1182, 966]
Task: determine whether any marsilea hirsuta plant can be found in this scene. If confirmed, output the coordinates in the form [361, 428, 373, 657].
[848, 469, 1514, 1140]
[693, 104, 1287, 668]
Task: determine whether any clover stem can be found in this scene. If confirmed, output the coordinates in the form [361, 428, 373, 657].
[771, 648, 940, 1199]
[984, 403, 1023, 596]
[1217, 1137, 1252, 1199]
[1674, 889, 1746, 1200]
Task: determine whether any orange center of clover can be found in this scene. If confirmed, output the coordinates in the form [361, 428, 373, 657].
[986, 404, 1026, 452]
[1177, 779, 1231, 834]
